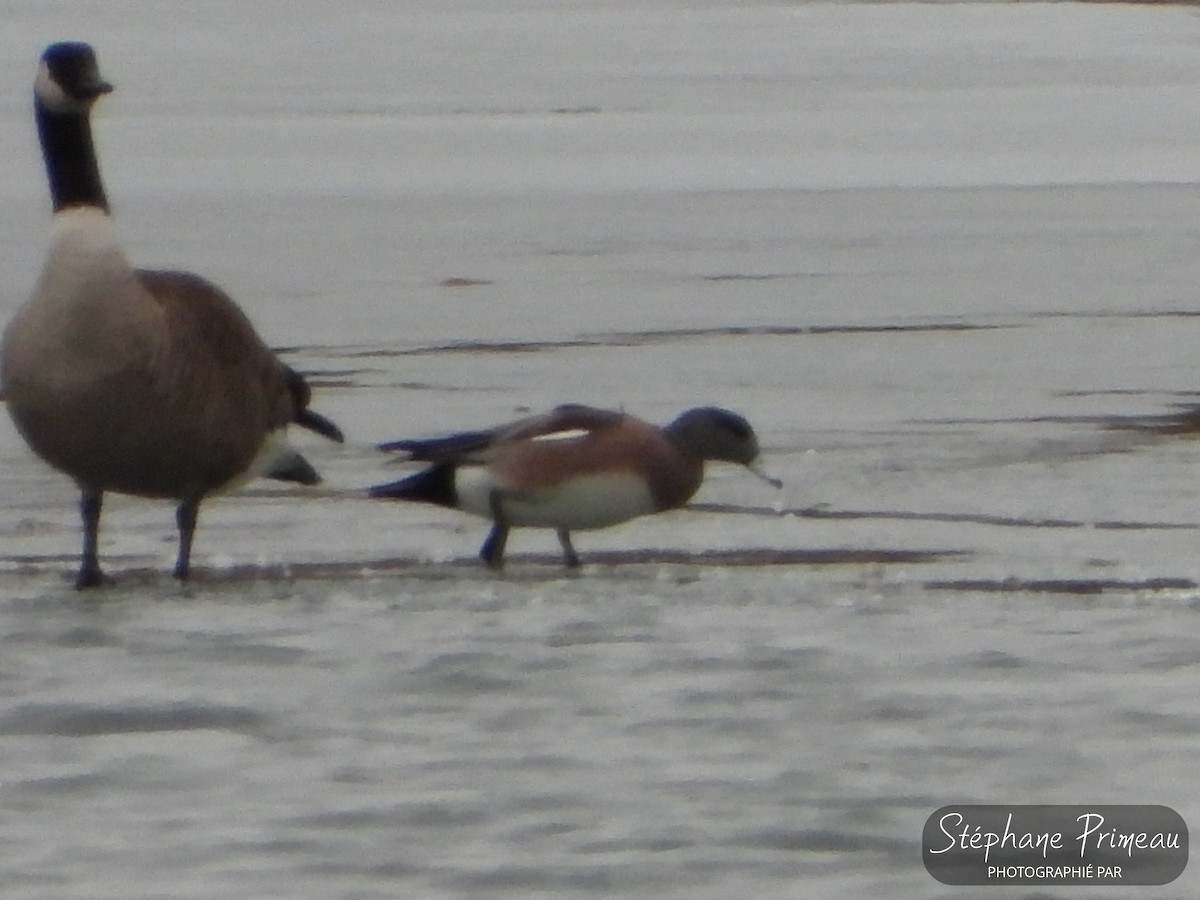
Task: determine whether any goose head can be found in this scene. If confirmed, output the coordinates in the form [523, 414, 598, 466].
[36, 42, 113, 115]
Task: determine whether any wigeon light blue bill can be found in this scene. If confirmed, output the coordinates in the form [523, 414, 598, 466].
[369, 404, 781, 569]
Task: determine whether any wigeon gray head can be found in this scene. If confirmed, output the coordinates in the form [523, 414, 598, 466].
[662, 406, 781, 486]
[370, 403, 780, 570]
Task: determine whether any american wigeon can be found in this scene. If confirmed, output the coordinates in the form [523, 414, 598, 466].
[369, 404, 780, 569]
[1, 43, 343, 587]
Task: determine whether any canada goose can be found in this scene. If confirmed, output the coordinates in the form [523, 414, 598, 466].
[369, 404, 780, 569]
[2, 42, 343, 588]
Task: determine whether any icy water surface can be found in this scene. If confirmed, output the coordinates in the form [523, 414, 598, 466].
[3, 2, 1200, 897]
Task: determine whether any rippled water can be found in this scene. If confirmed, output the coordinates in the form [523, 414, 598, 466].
[3, 2, 1200, 898]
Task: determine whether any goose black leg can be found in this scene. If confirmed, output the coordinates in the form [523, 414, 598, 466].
[76, 488, 105, 589]
[173, 500, 199, 581]
[481, 489, 509, 570]
[557, 529, 581, 569]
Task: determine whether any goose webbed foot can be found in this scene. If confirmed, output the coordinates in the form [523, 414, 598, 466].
[76, 564, 106, 590]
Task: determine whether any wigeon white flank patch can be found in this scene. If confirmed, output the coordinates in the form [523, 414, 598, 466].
[455, 467, 656, 530]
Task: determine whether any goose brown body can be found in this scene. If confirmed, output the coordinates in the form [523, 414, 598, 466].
[5, 256, 301, 500]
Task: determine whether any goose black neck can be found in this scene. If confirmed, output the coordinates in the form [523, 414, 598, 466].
[35, 99, 109, 213]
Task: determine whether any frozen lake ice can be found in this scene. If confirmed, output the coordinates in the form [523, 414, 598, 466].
[2, 2, 1200, 897]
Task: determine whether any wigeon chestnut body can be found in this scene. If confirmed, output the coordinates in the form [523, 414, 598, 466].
[370, 404, 779, 569]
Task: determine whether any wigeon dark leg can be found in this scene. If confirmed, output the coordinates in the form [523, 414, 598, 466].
[480, 523, 509, 569]
[173, 500, 199, 581]
[76, 488, 105, 589]
[481, 490, 509, 569]
[557, 529, 581, 569]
